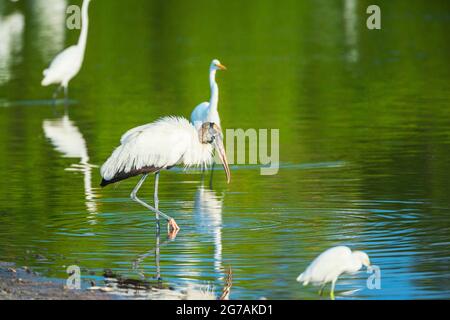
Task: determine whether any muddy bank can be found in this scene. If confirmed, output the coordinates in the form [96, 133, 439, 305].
[0, 261, 233, 300]
[0, 262, 115, 300]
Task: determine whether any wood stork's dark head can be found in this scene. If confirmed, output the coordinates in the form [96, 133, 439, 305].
[199, 122, 231, 184]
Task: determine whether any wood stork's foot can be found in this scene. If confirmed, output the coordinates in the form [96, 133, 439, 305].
[168, 218, 180, 231]
[167, 219, 180, 239]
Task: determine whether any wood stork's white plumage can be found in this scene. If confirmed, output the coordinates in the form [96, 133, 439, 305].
[41, 0, 91, 99]
[296, 246, 371, 300]
[190, 59, 226, 130]
[100, 116, 231, 234]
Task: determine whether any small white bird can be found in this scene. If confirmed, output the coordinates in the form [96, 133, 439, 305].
[41, 0, 91, 99]
[100, 117, 231, 236]
[190, 59, 227, 131]
[296, 246, 371, 300]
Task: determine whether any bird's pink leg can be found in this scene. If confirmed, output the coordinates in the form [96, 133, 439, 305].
[154, 172, 180, 237]
[131, 174, 179, 237]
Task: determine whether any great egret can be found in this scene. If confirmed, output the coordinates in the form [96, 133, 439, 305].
[191, 59, 226, 175]
[41, 0, 91, 99]
[100, 117, 231, 235]
[190, 59, 227, 130]
[296, 246, 371, 300]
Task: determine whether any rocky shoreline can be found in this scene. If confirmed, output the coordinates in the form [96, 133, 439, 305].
[0, 262, 115, 300]
[0, 261, 229, 300]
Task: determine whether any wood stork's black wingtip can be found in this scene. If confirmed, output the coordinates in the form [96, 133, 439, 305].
[100, 179, 110, 187]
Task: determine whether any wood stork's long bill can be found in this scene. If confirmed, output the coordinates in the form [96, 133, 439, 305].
[200, 122, 231, 184]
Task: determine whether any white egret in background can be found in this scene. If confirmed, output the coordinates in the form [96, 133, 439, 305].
[43, 114, 98, 219]
[41, 0, 91, 99]
[191, 59, 226, 174]
[296, 246, 371, 300]
[100, 117, 231, 236]
[190, 59, 227, 130]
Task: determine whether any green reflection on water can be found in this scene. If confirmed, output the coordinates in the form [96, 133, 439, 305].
[0, 0, 449, 299]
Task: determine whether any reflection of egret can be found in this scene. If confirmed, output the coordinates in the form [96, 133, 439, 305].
[344, 0, 358, 63]
[194, 185, 223, 275]
[100, 118, 231, 235]
[296, 246, 371, 300]
[41, 0, 91, 99]
[30, 0, 67, 62]
[0, 11, 24, 85]
[42, 113, 98, 220]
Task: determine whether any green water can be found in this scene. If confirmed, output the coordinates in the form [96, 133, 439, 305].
[0, 0, 449, 299]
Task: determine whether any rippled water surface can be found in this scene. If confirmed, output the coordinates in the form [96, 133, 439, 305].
[0, 0, 449, 299]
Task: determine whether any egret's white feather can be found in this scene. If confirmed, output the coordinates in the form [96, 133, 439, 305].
[191, 102, 210, 130]
[41, 46, 82, 86]
[297, 246, 370, 287]
[298, 246, 353, 285]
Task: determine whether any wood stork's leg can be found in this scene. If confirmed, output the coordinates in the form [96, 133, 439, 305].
[154, 172, 160, 222]
[330, 278, 338, 300]
[130, 174, 180, 233]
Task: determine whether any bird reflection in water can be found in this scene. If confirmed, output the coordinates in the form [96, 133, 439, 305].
[131, 183, 232, 299]
[42, 112, 98, 223]
[194, 183, 224, 276]
[133, 221, 169, 283]
[133, 220, 232, 300]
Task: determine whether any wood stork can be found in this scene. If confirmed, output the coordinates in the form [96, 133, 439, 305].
[100, 117, 231, 234]
[190, 59, 226, 130]
[296, 246, 371, 300]
[41, 0, 91, 99]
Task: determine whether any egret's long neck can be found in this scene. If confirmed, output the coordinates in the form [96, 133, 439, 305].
[77, 0, 90, 55]
[209, 69, 219, 113]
